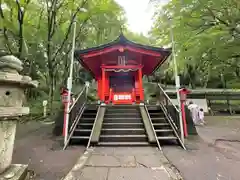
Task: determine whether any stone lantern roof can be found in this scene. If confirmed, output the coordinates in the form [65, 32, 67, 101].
[0, 55, 38, 117]
[0, 55, 38, 88]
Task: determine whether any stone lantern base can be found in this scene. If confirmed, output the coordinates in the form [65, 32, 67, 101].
[0, 164, 28, 180]
[0, 116, 29, 180]
[0, 55, 38, 180]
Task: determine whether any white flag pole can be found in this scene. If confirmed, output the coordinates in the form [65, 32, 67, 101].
[169, 17, 184, 144]
[64, 20, 77, 146]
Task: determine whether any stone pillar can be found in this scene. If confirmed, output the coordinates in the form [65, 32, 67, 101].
[0, 55, 38, 178]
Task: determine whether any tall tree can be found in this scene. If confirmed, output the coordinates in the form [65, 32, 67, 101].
[150, 0, 240, 88]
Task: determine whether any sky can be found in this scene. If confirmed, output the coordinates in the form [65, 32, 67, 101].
[115, 0, 168, 35]
[115, 0, 154, 34]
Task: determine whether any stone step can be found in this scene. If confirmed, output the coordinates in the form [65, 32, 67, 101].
[104, 115, 141, 118]
[106, 109, 139, 113]
[83, 110, 98, 114]
[102, 128, 145, 131]
[155, 129, 173, 132]
[77, 123, 94, 126]
[101, 128, 145, 135]
[103, 118, 143, 123]
[82, 113, 97, 118]
[155, 130, 175, 136]
[151, 118, 166, 123]
[149, 112, 164, 115]
[97, 142, 149, 146]
[157, 136, 177, 140]
[104, 117, 142, 120]
[106, 105, 139, 109]
[153, 123, 170, 126]
[80, 117, 96, 120]
[73, 127, 92, 136]
[104, 113, 141, 116]
[99, 134, 148, 142]
[80, 118, 95, 123]
[74, 129, 92, 132]
[102, 122, 144, 129]
[100, 134, 147, 138]
[71, 136, 90, 139]
[77, 123, 94, 129]
[151, 117, 165, 120]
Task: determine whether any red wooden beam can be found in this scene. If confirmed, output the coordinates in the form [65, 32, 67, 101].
[125, 45, 162, 57]
[82, 46, 122, 58]
[81, 45, 163, 59]
[138, 68, 144, 101]
[101, 65, 143, 69]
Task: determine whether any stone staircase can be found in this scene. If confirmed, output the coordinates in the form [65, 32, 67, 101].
[147, 105, 179, 145]
[98, 105, 149, 146]
[70, 106, 98, 145]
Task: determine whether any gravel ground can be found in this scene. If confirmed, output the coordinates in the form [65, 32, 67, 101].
[12, 121, 85, 180]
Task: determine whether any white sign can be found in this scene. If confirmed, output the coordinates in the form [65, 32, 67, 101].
[42, 100, 48, 117]
[118, 56, 126, 65]
[42, 100, 48, 106]
[113, 94, 131, 101]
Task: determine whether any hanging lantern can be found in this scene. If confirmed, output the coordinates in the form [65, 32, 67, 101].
[118, 47, 124, 52]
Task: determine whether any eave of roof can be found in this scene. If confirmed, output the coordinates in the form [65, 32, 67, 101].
[74, 33, 172, 77]
[74, 33, 171, 57]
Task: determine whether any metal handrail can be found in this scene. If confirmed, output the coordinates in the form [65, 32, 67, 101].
[157, 83, 179, 130]
[159, 102, 178, 131]
[68, 86, 88, 132]
[63, 104, 86, 150]
[69, 85, 87, 113]
[143, 104, 162, 151]
[69, 102, 86, 132]
[63, 84, 89, 150]
[159, 102, 186, 150]
[157, 83, 180, 113]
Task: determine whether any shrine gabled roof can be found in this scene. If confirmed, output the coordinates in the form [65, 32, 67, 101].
[75, 34, 171, 56]
[74, 34, 171, 77]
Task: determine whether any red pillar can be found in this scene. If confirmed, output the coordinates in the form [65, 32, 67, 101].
[97, 78, 102, 99]
[181, 101, 188, 137]
[101, 67, 106, 102]
[179, 88, 190, 138]
[63, 103, 67, 136]
[138, 68, 144, 102]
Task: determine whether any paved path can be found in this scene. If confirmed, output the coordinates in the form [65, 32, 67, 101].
[163, 126, 240, 180]
[64, 147, 182, 180]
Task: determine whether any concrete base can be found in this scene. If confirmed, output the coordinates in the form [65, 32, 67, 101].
[0, 164, 28, 180]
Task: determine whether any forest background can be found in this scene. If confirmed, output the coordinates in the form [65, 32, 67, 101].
[0, 0, 239, 116]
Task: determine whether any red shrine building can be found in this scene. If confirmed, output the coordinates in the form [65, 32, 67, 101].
[75, 34, 171, 104]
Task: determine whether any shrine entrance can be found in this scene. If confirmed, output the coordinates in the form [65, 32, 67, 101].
[62, 33, 186, 150]
[109, 71, 138, 104]
[109, 72, 134, 104]
[110, 73, 134, 93]
[74, 34, 171, 105]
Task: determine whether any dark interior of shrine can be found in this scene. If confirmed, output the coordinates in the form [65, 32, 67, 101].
[109, 72, 135, 92]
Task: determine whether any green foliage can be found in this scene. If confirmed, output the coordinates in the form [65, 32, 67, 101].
[1, 0, 239, 116]
[150, 0, 240, 88]
[0, 0, 127, 112]
[124, 31, 153, 45]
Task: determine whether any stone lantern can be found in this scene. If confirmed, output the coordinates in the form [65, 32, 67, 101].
[0, 55, 38, 179]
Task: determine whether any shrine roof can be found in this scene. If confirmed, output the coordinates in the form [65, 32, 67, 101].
[74, 34, 171, 77]
[75, 34, 171, 55]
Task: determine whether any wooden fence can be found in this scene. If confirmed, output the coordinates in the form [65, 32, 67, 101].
[165, 89, 240, 115]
